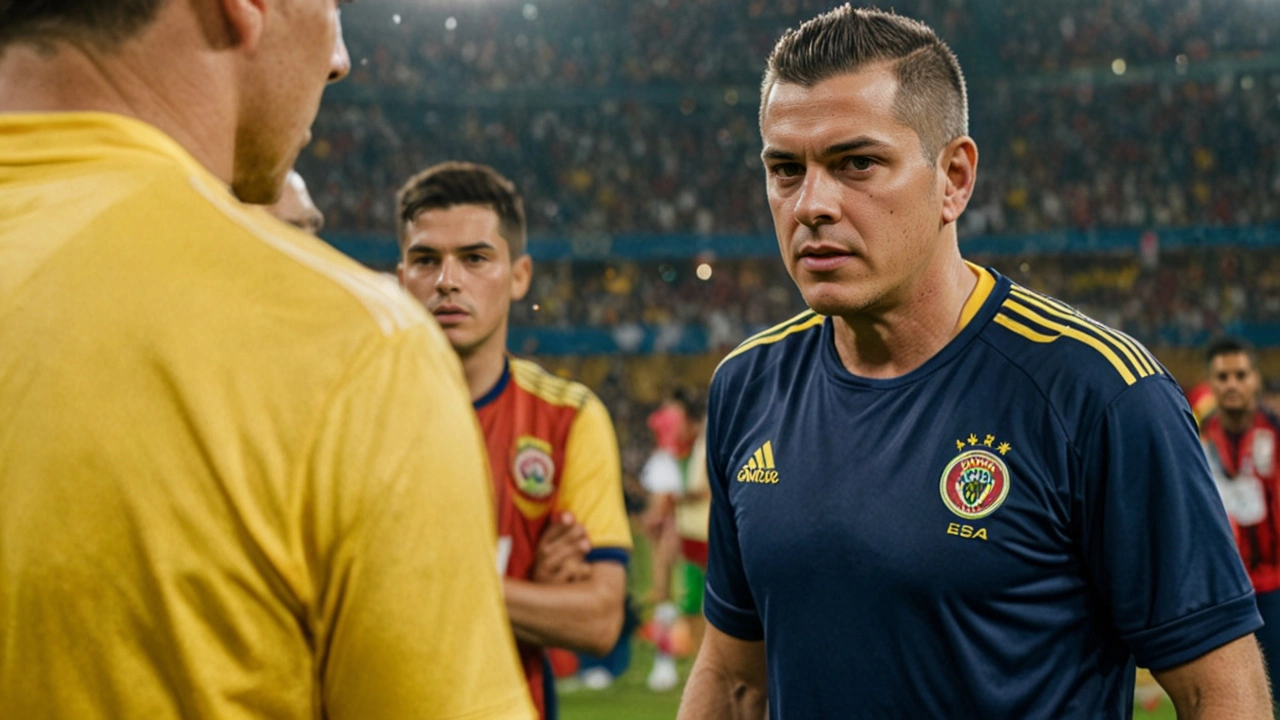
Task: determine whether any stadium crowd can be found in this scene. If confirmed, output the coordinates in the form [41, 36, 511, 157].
[510, 247, 1280, 349]
[335, 0, 1273, 93]
[304, 70, 1280, 238]
[301, 0, 1280, 240]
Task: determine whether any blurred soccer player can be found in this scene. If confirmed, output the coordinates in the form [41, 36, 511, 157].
[266, 169, 325, 234]
[1202, 338, 1280, 705]
[0, 2, 533, 719]
[679, 5, 1270, 719]
[396, 162, 632, 719]
[637, 391, 701, 691]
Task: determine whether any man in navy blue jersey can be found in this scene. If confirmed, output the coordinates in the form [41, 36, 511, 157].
[677, 5, 1270, 719]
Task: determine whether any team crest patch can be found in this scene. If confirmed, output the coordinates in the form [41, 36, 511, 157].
[939, 446, 1011, 520]
[513, 436, 556, 500]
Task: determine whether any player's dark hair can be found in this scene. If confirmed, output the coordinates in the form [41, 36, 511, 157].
[0, 0, 167, 50]
[762, 4, 968, 163]
[670, 386, 705, 422]
[396, 161, 527, 258]
[1206, 337, 1258, 367]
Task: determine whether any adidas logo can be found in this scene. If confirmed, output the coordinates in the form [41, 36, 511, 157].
[737, 441, 780, 484]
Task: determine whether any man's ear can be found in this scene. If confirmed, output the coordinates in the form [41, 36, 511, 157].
[940, 136, 978, 226]
[215, 0, 267, 50]
[511, 254, 533, 302]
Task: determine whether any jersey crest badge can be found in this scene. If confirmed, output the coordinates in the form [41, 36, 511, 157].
[513, 436, 557, 500]
[940, 438, 1011, 519]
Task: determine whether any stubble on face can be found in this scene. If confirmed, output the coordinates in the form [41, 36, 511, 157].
[761, 68, 946, 321]
[231, 1, 341, 203]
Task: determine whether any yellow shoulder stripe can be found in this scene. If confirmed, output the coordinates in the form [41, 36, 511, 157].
[1001, 300, 1137, 385]
[509, 358, 592, 408]
[993, 313, 1057, 343]
[1009, 288, 1152, 377]
[739, 309, 820, 348]
[1009, 286, 1161, 376]
[716, 311, 824, 371]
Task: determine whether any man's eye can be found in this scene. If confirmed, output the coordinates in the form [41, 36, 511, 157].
[772, 163, 802, 178]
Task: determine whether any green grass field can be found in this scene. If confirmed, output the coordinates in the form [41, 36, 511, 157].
[559, 530, 1179, 720]
[558, 646, 1177, 720]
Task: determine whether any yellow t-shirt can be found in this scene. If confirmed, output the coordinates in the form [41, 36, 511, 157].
[0, 112, 535, 720]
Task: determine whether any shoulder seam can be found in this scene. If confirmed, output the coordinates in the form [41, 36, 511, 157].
[185, 175, 421, 337]
[716, 310, 823, 373]
[975, 334, 1083, 463]
[1009, 285, 1161, 376]
[996, 285, 1162, 386]
[509, 358, 592, 409]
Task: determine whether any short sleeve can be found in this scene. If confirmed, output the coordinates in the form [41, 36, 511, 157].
[556, 394, 633, 559]
[1078, 376, 1261, 671]
[702, 374, 764, 641]
[309, 324, 536, 719]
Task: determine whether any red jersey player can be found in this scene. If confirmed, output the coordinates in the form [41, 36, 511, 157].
[395, 162, 632, 719]
[1201, 337, 1280, 703]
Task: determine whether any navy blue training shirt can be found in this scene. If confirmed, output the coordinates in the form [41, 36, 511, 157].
[704, 266, 1260, 719]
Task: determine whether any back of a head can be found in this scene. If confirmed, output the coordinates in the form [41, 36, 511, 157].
[0, 0, 166, 49]
[762, 4, 968, 162]
[396, 161, 528, 258]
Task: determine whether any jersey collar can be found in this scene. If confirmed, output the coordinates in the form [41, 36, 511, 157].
[473, 357, 511, 410]
[819, 265, 1010, 390]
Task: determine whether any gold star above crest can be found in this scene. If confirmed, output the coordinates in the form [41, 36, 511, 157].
[967, 434, 978, 446]
[955, 439, 966, 451]
[997, 442, 1012, 456]
[983, 434, 995, 447]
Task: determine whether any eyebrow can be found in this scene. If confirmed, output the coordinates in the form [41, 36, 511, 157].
[405, 241, 497, 256]
[762, 136, 893, 162]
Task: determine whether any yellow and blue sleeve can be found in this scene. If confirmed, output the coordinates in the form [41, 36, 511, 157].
[556, 394, 632, 562]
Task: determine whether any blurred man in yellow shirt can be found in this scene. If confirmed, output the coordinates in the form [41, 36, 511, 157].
[0, 2, 534, 718]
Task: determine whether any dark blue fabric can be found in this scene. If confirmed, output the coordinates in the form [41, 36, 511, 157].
[703, 269, 1260, 719]
[540, 653, 557, 720]
[584, 547, 629, 565]
[1254, 588, 1280, 709]
[472, 358, 510, 410]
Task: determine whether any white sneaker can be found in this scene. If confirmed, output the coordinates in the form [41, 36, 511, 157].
[646, 654, 679, 692]
[581, 667, 614, 690]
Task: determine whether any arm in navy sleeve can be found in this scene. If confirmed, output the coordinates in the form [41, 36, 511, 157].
[1078, 375, 1261, 670]
[680, 371, 768, 720]
[701, 371, 764, 642]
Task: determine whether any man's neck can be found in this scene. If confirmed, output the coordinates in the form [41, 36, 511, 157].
[1220, 408, 1257, 435]
[831, 250, 979, 379]
[461, 336, 510, 404]
[0, 15, 235, 185]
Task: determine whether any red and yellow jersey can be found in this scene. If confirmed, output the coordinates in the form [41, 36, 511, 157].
[1201, 408, 1280, 592]
[1187, 381, 1217, 428]
[475, 357, 632, 716]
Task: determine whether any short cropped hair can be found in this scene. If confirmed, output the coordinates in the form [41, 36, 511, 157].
[396, 162, 527, 258]
[1206, 337, 1258, 368]
[762, 4, 968, 163]
[0, 0, 167, 50]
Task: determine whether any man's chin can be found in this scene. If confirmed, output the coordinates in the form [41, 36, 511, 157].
[801, 286, 878, 318]
[439, 326, 478, 354]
